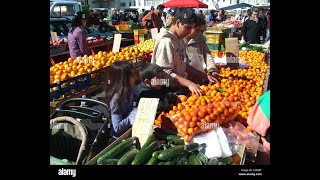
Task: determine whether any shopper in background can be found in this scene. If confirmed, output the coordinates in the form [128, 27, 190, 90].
[247, 90, 270, 165]
[184, 15, 219, 83]
[68, 11, 89, 59]
[110, 9, 120, 21]
[242, 9, 251, 22]
[235, 10, 243, 21]
[259, 8, 268, 42]
[208, 10, 217, 22]
[216, 9, 227, 22]
[87, 10, 101, 32]
[198, 10, 206, 20]
[166, 9, 175, 27]
[105, 61, 139, 139]
[241, 8, 263, 44]
[265, 10, 270, 42]
[142, 4, 165, 32]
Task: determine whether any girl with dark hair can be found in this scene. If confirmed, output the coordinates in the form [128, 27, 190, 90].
[105, 61, 138, 138]
[216, 9, 226, 22]
[67, 11, 89, 59]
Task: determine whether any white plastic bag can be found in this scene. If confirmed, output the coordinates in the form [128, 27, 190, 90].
[223, 121, 266, 152]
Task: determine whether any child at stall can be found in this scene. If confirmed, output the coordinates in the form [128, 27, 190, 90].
[135, 63, 178, 114]
[105, 61, 139, 139]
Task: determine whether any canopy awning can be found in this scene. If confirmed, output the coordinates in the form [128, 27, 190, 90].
[163, 0, 208, 8]
[220, 3, 253, 11]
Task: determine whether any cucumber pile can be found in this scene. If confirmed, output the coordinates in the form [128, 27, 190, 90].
[96, 133, 241, 165]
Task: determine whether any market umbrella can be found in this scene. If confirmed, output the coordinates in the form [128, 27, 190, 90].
[220, 3, 252, 11]
[163, 0, 208, 8]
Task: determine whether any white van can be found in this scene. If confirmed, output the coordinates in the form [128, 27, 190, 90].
[50, 0, 82, 20]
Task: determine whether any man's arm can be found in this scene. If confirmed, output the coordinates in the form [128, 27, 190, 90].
[186, 64, 219, 84]
[202, 39, 217, 71]
[141, 12, 152, 27]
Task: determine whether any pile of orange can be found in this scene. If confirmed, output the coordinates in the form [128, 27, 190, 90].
[50, 39, 156, 91]
[154, 50, 269, 141]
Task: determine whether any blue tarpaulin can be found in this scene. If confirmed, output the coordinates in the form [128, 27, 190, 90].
[220, 3, 253, 10]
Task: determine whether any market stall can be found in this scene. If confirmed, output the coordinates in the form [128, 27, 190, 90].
[50, 29, 270, 165]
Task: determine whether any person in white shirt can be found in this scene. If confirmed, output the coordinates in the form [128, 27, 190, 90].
[235, 10, 243, 21]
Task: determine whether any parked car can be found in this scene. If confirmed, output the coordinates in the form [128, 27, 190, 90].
[50, 0, 82, 20]
[50, 17, 72, 38]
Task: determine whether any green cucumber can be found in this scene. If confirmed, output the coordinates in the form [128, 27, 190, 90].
[97, 159, 119, 165]
[164, 161, 175, 165]
[184, 143, 200, 152]
[154, 133, 180, 141]
[158, 162, 166, 165]
[176, 155, 189, 165]
[117, 149, 139, 165]
[131, 141, 159, 165]
[154, 128, 178, 135]
[160, 144, 171, 150]
[141, 134, 154, 150]
[188, 153, 202, 165]
[158, 145, 187, 161]
[219, 157, 233, 165]
[218, 162, 227, 165]
[207, 158, 219, 165]
[152, 150, 163, 157]
[168, 139, 185, 145]
[97, 137, 137, 164]
[196, 151, 208, 165]
[170, 144, 176, 148]
[146, 156, 159, 165]
[50, 156, 75, 165]
[166, 135, 181, 141]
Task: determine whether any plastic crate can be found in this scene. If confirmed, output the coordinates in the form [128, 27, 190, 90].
[50, 44, 67, 55]
[204, 32, 229, 44]
[207, 43, 221, 51]
[211, 50, 219, 57]
[138, 29, 147, 34]
[133, 29, 139, 35]
[115, 25, 130, 31]
[88, 66, 109, 86]
[50, 74, 90, 100]
[205, 33, 221, 44]
[134, 35, 139, 44]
